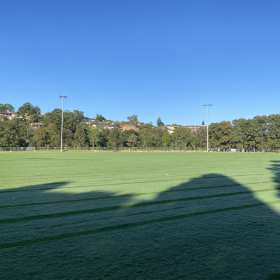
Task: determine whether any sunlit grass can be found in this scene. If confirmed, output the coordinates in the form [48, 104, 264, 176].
[1, 152, 280, 279]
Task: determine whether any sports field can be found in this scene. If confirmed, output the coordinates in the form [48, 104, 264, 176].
[1, 152, 280, 279]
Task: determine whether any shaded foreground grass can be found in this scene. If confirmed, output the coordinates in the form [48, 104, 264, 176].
[1, 152, 280, 279]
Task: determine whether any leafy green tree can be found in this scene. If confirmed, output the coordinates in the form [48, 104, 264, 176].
[28, 112, 43, 123]
[232, 118, 248, 150]
[231, 117, 267, 152]
[196, 127, 207, 149]
[157, 117, 164, 127]
[127, 114, 139, 126]
[190, 135, 199, 149]
[63, 128, 73, 147]
[96, 114, 105, 122]
[72, 124, 89, 147]
[31, 125, 72, 147]
[46, 123, 61, 147]
[99, 128, 110, 147]
[138, 125, 162, 147]
[18, 103, 40, 117]
[266, 114, 280, 149]
[219, 121, 234, 150]
[120, 130, 138, 147]
[171, 127, 192, 147]
[73, 110, 84, 123]
[252, 115, 267, 151]
[209, 121, 234, 150]
[30, 127, 48, 147]
[43, 109, 62, 128]
[0, 119, 30, 147]
[43, 109, 78, 132]
[16, 103, 42, 123]
[127, 134, 138, 147]
[202, 120, 205, 125]
[162, 131, 171, 147]
[0, 103, 15, 112]
[88, 127, 102, 147]
[107, 129, 120, 149]
[154, 127, 165, 141]
[209, 122, 220, 149]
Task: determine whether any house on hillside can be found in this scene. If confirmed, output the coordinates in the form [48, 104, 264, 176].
[122, 124, 138, 132]
[105, 125, 118, 130]
[185, 125, 206, 133]
[83, 117, 95, 125]
[166, 125, 179, 134]
[0, 111, 21, 120]
[166, 125, 179, 131]
[24, 114, 30, 121]
[31, 122, 42, 128]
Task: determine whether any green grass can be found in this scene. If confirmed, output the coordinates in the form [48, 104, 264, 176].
[1, 151, 280, 279]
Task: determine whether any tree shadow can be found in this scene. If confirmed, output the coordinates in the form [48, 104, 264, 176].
[1, 165, 280, 279]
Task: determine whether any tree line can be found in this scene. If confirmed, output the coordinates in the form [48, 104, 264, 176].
[1, 103, 280, 150]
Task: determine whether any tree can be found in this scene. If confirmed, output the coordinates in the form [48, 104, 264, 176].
[72, 124, 89, 147]
[99, 127, 110, 147]
[96, 114, 105, 122]
[209, 121, 234, 150]
[162, 131, 171, 147]
[252, 115, 267, 151]
[219, 121, 234, 150]
[138, 125, 162, 147]
[196, 127, 207, 149]
[43, 109, 77, 132]
[127, 114, 139, 126]
[18, 103, 40, 117]
[120, 129, 138, 147]
[171, 127, 192, 147]
[73, 110, 84, 123]
[266, 114, 280, 149]
[30, 127, 48, 147]
[202, 120, 205, 125]
[127, 134, 138, 147]
[43, 109, 62, 128]
[232, 118, 247, 150]
[190, 135, 199, 149]
[0, 103, 15, 112]
[18, 103, 32, 116]
[107, 129, 120, 149]
[46, 123, 61, 147]
[88, 127, 102, 148]
[157, 117, 164, 127]
[0, 118, 30, 147]
[28, 109, 43, 123]
[62, 128, 73, 147]
[231, 117, 267, 152]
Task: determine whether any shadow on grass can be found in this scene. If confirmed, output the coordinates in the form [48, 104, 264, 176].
[2, 164, 280, 279]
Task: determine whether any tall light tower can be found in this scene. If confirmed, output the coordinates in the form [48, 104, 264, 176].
[203, 104, 212, 152]
[59, 96, 67, 152]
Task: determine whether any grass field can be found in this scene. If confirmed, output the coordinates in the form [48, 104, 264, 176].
[1, 152, 280, 279]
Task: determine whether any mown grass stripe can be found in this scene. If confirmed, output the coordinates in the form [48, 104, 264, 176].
[0, 188, 278, 224]
[1, 184, 278, 210]
[1, 199, 279, 250]
[0, 172, 271, 194]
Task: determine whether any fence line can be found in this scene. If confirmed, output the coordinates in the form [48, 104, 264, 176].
[0, 147, 279, 153]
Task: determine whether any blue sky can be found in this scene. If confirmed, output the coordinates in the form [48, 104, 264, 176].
[1, 0, 280, 125]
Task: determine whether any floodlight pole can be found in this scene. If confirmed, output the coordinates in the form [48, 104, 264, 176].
[59, 96, 67, 152]
[203, 104, 212, 152]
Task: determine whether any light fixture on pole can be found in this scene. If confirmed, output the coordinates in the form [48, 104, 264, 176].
[203, 104, 212, 152]
[59, 96, 67, 152]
